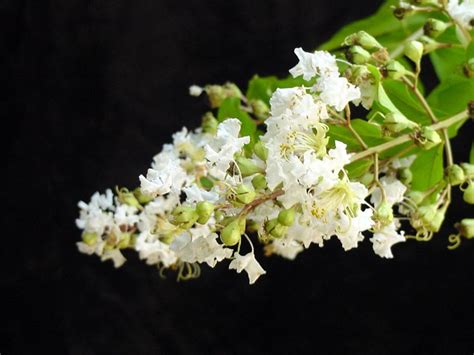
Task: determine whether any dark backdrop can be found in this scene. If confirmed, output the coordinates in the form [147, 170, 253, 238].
[3, 0, 474, 354]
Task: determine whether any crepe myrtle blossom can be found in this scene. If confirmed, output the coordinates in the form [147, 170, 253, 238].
[74, 32, 468, 285]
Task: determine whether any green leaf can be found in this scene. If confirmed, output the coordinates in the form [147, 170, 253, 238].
[470, 143, 474, 164]
[410, 145, 444, 191]
[217, 97, 257, 153]
[346, 159, 373, 180]
[382, 79, 430, 125]
[327, 119, 387, 151]
[427, 77, 474, 136]
[319, 0, 428, 54]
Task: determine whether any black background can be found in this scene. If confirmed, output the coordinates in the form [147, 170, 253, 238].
[3, 0, 474, 354]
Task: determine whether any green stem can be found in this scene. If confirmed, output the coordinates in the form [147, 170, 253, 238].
[350, 110, 468, 162]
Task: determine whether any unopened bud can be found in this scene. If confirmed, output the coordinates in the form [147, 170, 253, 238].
[418, 205, 437, 225]
[463, 183, 474, 204]
[343, 31, 382, 50]
[415, 127, 442, 150]
[202, 112, 218, 134]
[117, 188, 141, 209]
[446, 164, 465, 186]
[457, 219, 474, 238]
[407, 191, 425, 205]
[418, 35, 441, 53]
[220, 218, 243, 246]
[196, 201, 214, 224]
[82, 231, 98, 246]
[404, 41, 424, 65]
[398, 168, 413, 185]
[384, 60, 409, 80]
[264, 218, 287, 238]
[133, 188, 154, 205]
[205, 85, 226, 108]
[234, 184, 256, 205]
[375, 202, 394, 225]
[235, 156, 264, 177]
[223, 82, 243, 99]
[424, 18, 449, 38]
[393, 6, 413, 20]
[250, 100, 269, 120]
[253, 141, 268, 161]
[461, 163, 474, 179]
[346, 45, 371, 64]
[360, 172, 375, 187]
[429, 208, 446, 232]
[383, 112, 418, 133]
[278, 207, 296, 227]
[251, 173, 268, 190]
[171, 206, 199, 226]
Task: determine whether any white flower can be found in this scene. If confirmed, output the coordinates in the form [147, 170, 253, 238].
[183, 184, 220, 204]
[135, 231, 178, 267]
[267, 239, 304, 260]
[76, 240, 105, 256]
[289, 48, 339, 80]
[189, 85, 204, 97]
[315, 74, 361, 111]
[370, 221, 405, 258]
[76, 205, 114, 236]
[447, 0, 474, 30]
[172, 233, 233, 267]
[229, 252, 266, 284]
[101, 249, 127, 268]
[370, 176, 407, 207]
[204, 119, 250, 180]
[114, 204, 139, 226]
[335, 208, 374, 251]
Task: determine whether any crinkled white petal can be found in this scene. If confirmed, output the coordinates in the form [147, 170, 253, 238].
[229, 252, 266, 284]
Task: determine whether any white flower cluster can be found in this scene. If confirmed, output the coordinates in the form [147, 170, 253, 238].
[76, 47, 411, 284]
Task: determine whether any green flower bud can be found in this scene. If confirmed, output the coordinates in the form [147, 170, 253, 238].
[404, 40, 424, 65]
[234, 184, 256, 205]
[205, 85, 226, 108]
[254, 141, 268, 161]
[278, 207, 296, 227]
[251, 173, 268, 191]
[250, 100, 270, 120]
[407, 191, 425, 205]
[171, 206, 199, 226]
[418, 204, 437, 225]
[214, 210, 224, 223]
[446, 164, 465, 186]
[264, 218, 288, 239]
[463, 183, 474, 204]
[461, 163, 474, 180]
[345, 45, 372, 64]
[463, 58, 474, 78]
[343, 31, 382, 50]
[383, 112, 418, 134]
[457, 219, 474, 239]
[223, 82, 243, 99]
[384, 60, 409, 80]
[117, 188, 141, 209]
[424, 18, 449, 38]
[220, 218, 243, 246]
[375, 202, 394, 225]
[201, 112, 218, 134]
[196, 201, 214, 224]
[398, 168, 413, 185]
[415, 127, 442, 150]
[133, 187, 154, 205]
[360, 172, 375, 187]
[429, 208, 445, 232]
[235, 156, 264, 177]
[118, 232, 131, 249]
[82, 231, 98, 246]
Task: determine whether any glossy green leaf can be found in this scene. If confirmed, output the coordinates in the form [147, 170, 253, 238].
[427, 77, 474, 136]
[327, 119, 387, 151]
[410, 145, 444, 191]
[246, 75, 309, 104]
